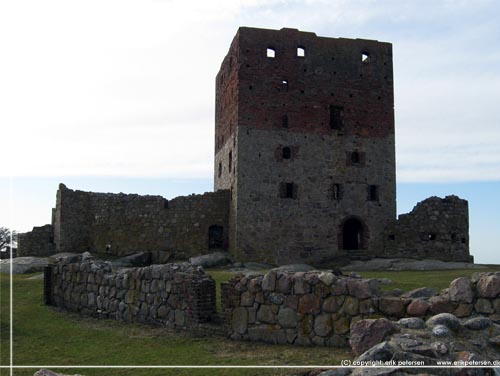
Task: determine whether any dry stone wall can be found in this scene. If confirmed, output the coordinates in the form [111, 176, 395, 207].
[222, 270, 500, 347]
[46, 255, 216, 328]
[54, 184, 230, 257]
[17, 224, 55, 257]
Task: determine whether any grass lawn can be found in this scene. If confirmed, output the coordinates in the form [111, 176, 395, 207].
[0, 272, 347, 376]
[1, 266, 498, 376]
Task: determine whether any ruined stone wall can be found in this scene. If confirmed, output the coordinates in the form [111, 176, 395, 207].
[46, 257, 216, 327]
[54, 184, 230, 257]
[215, 27, 396, 265]
[222, 270, 500, 347]
[17, 224, 56, 257]
[385, 195, 470, 262]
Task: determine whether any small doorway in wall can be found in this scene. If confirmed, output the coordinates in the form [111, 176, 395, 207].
[342, 218, 364, 250]
[208, 225, 224, 249]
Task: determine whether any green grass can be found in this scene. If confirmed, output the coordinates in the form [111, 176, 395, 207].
[355, 268, 500, 292]
[0, 273, 348, 376]
[2, 266, 499, 376]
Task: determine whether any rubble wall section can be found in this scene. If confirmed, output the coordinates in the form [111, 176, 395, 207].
[17, 224, 55, 257]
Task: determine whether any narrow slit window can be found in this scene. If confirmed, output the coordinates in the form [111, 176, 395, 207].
[368, 185, 379, 201]
[297, 47, 305, 57]
[228, 150, 232, 172]
[282, 79, 288, 92]
[267, 48, 276, 58]
[332, 184, 342, 200]
[282, 114, 289, 128]
[361, 53, 370, 63]
[218, 162, 222, 178]
[282, 147, 291, 160]
[351, 151, 360, 164]
[330, 105, 344, 130]
[286, 183, 294, 198]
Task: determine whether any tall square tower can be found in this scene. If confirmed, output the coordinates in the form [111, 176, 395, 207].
[215, 27, 396, 265]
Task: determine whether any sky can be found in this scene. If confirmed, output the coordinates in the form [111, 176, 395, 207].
[1, 0, 499, 263]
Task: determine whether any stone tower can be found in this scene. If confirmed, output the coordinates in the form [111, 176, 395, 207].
[214, 27, 396, 265]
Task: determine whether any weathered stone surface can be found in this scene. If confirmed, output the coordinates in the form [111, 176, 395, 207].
[429, 295, 457, 314]
[448, 277, 474, 303]
[406, 299, 429, 316]
[278, 274, 293, 294]
[256, 305, 275, 324]
[333, 316, 350, 335]
[314, 314, 333, 337]
[261, 271, 276, 292]
[240, 291, 254, 307]
[318, 272, 335, 286]
[463, 316, 491, 330]
[322, 296, 344, 313]
[277, 307, 297, 328]
[397, 317, 424, 329]
[426, 313, 460, 331]
[341, 296, 359, 316]
[347, 279, 379, 299]
[402, 286, 438, 299]
[379, 297, 405, 318]
[355, 341, 395, 362]
[298, 294, 321, 314]
[475, 298, 494, 314]
[231, 307, 248, 334]
[431, 324, 450, 337]
[112, 252, 151, 267]
[476, 274, 500, 298]
[349, 318, 398, 356]
[454, 303, 474, 318]
[294, 273, 311, 294]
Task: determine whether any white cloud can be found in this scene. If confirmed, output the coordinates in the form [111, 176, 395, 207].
[1, 0, 499, 182]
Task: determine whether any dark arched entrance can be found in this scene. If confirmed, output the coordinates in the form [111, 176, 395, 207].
[208, 225, 224, 249]
[342, 218, 363, 250]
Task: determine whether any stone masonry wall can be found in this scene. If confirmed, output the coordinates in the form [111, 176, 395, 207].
[214, 27, 397, 265]
[222, 270, 500, 347]
[54, 184, 230, 257]
[47, 255, 216, 328]
[17, 224, 56, 257]
[384, 195, 470, 262]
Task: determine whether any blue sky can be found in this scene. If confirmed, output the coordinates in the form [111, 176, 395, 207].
[1, 0, 499, 263]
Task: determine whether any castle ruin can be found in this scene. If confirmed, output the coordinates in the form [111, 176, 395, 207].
[17, 27, 471, 265]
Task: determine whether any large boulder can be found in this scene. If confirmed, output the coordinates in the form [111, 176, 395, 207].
[0, 257, 49, 274]
[476, 274, 500, 298]
[448, 277, 474, 303]
[189, 252, 231, 268]
[112, 252, 151, 267]
[349, 318, 398, 356]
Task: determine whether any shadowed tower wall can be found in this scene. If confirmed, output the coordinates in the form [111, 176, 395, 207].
[215, 27, 396, 265]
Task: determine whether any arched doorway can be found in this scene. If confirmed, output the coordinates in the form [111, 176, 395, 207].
[342, 218, 364, 250]
[208, 225, 224, 249]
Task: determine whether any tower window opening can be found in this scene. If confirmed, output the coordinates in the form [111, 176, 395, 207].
[218, 162, 222, 177]
[329, 105, 344, 130]
[282, 80, 288, 91]
[228, 150, 232, 172]
[267, 48, 276, 58]
[280, 182, 297, 199]
[428, 233, 437, 241]
[282, 147, 291, 160]
[282, 114, 289, 128]
[351, 151, 360, 164]
[362, 52, 370, 62]
[297, 47, 305, 57]
[368, 185, 379, 201]
[332, 183, 342, 200]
